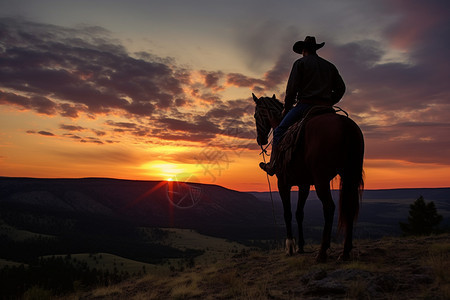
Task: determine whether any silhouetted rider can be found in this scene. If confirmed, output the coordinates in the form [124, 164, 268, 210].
[260, 36, 346, 175]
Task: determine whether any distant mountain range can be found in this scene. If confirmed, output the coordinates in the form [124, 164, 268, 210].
[1, 177, 449, 241]
[251, 187, 450, 240]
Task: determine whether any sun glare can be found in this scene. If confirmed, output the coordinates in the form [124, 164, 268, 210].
[140, 160, 199, 182]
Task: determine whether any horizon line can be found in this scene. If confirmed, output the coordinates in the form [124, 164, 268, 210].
[1, 176, 449, 192]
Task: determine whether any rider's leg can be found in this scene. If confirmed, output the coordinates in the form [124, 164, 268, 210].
[260, 103, 311, 175]
[273, 103, 311, 146]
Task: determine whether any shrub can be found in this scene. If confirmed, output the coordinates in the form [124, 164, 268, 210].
[399, 196, 442, 236]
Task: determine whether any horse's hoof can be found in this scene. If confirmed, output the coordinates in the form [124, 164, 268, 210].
[285, 246, 295, 256]
[297, 247, 305, 254]
[285, 238, 296, 256]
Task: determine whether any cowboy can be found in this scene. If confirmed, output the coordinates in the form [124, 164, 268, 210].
[260, 36, 346, 175]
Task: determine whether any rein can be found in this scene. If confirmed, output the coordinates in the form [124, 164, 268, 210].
[258, 129, 273, 156]
[256, 100, 281, 246]
[260, 144, 279, 245]
[258, 128, 278, 245]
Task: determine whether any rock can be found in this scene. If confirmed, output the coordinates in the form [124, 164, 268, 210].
[328, 268, 374, 281]
[300, 269, 327, 284]
[303, 279, 347, 296]
[374, 274, 398, 292]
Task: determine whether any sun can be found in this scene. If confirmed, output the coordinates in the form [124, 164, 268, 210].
[140, 160, 199, 182]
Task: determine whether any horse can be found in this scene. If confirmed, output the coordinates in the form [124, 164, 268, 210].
[252, 93, 364, 262]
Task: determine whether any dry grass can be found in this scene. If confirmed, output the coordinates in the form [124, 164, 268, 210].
[130, 291, 160, 300]
[341, 260, 380, 273]
[346, 276, 369, 299]
[426, 241, 450, 298]
[169, 272, 203, 299]
[170, 282, 202, 299]
[428, 242, 450, 282]
[70, 234, 450, 300]
[90, 285, 122, 298]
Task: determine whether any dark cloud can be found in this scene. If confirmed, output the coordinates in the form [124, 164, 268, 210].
[28, 126, 111, 145]
[0, 18, 259, 150]
[80, 137, 104, 145]
[197, 92, 222, 103]
[365, 122, 450, 164]
[105, 120, 138, 129]
[226, 73, 265, 89]
[262, 55, 293, 89]
[60, 124, 86, 131]
[37, 131, 55, 136]
[205, 99, 253, 123]
[59, 103, 83, 118]
[225, 53, 292, 92]
[150, 97, 256, 144]
[0, 91, 58, 115]
[158, 117, 220, 135]
[200, 70, 224, 90]
[63, 134, 82, 140]
[92, 129, 107, 137]
[104, 120, 151, 138]
[151, 132, 216, 143]
[0, 18, 184, 118]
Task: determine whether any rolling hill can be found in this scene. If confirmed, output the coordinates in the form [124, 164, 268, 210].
[1, 177, 449, 242]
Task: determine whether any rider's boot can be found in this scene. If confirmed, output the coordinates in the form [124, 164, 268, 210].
[259, 145, 280, 176]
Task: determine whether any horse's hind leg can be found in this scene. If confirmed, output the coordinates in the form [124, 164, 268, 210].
[315, 183, 335, 263]
[296, 184, 310, 253]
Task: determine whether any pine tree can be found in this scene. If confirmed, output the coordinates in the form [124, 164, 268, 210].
[399, 195, 443, 235]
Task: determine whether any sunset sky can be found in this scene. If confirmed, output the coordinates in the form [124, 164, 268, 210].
[1, 0, 449, 191]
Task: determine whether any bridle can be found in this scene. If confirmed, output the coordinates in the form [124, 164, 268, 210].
[259, 130, 273, 156]
[254, 97, 281, 156]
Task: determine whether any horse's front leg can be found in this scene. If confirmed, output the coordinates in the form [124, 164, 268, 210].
[315, 183, 335, 263]
[278, 182, 295, 255]
[296, 184, 310, 253]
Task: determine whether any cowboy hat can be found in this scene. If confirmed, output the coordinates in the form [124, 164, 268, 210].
[293, 36, 325, 54]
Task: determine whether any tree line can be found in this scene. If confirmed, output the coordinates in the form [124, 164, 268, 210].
[0, 255, 129, 298]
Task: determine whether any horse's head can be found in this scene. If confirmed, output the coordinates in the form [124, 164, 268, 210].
[252, 93, 283, 146]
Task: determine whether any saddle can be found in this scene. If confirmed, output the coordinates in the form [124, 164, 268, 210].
[276, 105, 337, 172]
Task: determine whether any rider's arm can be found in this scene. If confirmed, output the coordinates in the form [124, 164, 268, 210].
[284, 60, 302, 113]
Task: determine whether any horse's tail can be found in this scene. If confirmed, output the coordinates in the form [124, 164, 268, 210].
[338, 118, 364, 233]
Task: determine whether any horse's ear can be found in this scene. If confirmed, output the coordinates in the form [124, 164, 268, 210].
[272, 94, 276, 99]
[252, 93, 258, 102]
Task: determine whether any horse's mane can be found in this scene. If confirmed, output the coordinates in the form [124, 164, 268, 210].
[260, 96, 284, 113]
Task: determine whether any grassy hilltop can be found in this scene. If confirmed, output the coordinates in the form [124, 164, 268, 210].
[66, 234, 450, 300]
